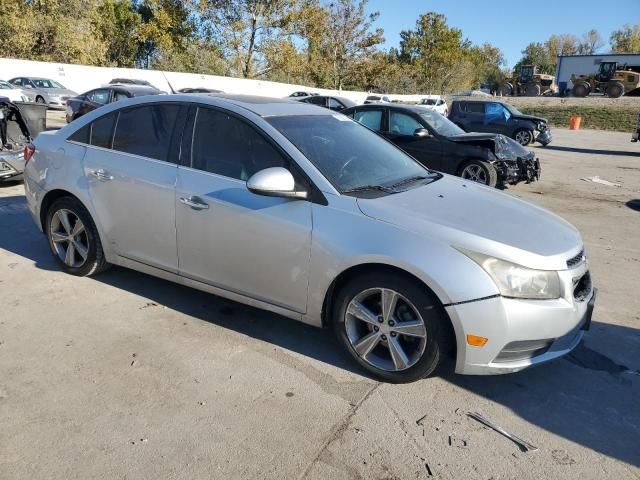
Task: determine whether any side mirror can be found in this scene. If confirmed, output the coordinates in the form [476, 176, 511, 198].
[247, 167, 309, 199]
[414, 128, 430, 138]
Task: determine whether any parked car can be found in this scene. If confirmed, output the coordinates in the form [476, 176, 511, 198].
[297, 95, 356, 112]
[448, 99, 552, 146]
[65, 85, 161, 123]
[23, 94, 594, 383]
[109, 78, 158, 89]
[342, 104, 540, 188]
[364, 95, 391, 104]
[289, 91, 318, 98]
[177, 87, 224, 94]
[8, 77, 77, 109]
[417, 95, 448, 116]
[0, 97, 32, 182]
[0, 80, 30, 103]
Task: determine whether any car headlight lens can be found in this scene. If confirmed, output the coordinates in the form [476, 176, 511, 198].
[460, 250, 561, 299]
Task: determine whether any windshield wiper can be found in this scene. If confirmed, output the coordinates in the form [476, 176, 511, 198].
[386, 175, 430, 190]
[341, 184, 396, 194]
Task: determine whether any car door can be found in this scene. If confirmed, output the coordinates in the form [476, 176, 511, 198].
[351, 108, 384, 132]
[81, 89, 111, 117]
[385, 110, 442, 170]
[81, 103, 182, 272]
[328, 97, 346, 112]
[175, 106, 312, 313]
[483, 102, 512, 135]
[461, 102, 487, 132]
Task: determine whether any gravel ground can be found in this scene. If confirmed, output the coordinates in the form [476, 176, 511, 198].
[0, 128, 638, 479]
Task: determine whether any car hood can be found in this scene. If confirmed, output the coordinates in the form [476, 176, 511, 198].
[356, 175, 581, 270]
[512, 113, 547, 124]
[448, 133, 531, 159]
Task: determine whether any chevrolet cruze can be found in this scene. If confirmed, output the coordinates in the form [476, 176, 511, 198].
[22, 95, 595, 383]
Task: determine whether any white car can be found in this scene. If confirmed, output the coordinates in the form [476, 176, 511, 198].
[364, 95, 391, 104]
[417, 96, 448, 116]
[0, 80, 29, 103]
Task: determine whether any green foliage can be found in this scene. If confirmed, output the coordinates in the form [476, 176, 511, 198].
[610, 24, 640, 53]
[519, 106, 637, 132]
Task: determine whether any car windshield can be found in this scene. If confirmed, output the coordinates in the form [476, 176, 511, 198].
[32, 79, 65, 89]
[420, 99, 437, 105]
[0, 81, 14, 89]
[268, 115, 437, 193]
[418, 110, 465, 137]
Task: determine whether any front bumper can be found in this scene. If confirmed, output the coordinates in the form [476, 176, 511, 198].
[498, 156, 540, 185]
[536, 128, 552, 146]
[447, 264, 594, 375]
[47, 98, 69, 109]
[0, 154, 25, 182]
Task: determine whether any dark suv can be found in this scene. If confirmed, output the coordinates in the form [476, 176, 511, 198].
[448, 100, 551, 146]
[342, 103, 540, 188]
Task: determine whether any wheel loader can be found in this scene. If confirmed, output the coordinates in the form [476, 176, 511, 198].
[571, 61, 640, 98]
[495, 65, 557, 97]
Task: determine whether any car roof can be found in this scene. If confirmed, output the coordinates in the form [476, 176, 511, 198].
[345, 103, 432, 114]
[110, 85, 161, 95]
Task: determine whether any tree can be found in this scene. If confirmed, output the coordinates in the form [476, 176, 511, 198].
[545, 34, 579, 59]
[577, 29, 603, 55]
[513, 42, 555, 75]
[610, 24, 640, 53]
[96, 0, 142, 67]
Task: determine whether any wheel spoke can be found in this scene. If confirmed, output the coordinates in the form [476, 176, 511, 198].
[393, 320, 426, 338]
[57, 210, 72, 234]
[381, 289, 398, 323]
[353, 331, 381, 357]
[74, 241, 88, 260]
[347, 301, 379, 326]
[64, 242, 76, 266]
[388, 337, 410, 370]
[71, 220, 85, 237]
[51, 232, 68, 243]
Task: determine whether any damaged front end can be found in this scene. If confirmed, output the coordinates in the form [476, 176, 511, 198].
[492, 134, 540, 185]
[0, 96, 32, 182]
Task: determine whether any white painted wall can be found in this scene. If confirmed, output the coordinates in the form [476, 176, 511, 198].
[0, 57, 428, 103]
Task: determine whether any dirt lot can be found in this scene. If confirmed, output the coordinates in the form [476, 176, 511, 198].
[1, 128, 639, 479]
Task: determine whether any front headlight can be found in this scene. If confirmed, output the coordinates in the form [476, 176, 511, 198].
[460, 250, 561, 300]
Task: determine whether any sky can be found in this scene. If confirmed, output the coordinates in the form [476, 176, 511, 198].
[365, 0, 640, 68]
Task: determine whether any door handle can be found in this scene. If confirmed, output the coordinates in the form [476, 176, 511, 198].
[180, 196, 209, 210]
[91, 169, 113, 181]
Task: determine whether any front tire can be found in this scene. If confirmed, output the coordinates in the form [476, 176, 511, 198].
[36, 96, 46, 104]
[45, 196, 110, 276]
[606, 81, 624, 98]
[459, 159, 498, 187]
[514, 128, 534, 146]
[332, 272, 451, 383]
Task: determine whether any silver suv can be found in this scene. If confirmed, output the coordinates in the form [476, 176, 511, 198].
[23, 95, 595, 383]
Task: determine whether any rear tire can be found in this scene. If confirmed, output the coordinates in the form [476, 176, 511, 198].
[572, 82, 590, 97]
[459, 159, 498, 187]
[332, 272, 451, 383]
[606, 81, 624, 98]
[514, 128, 534, 146]
[525, 83, 541, 96]
[35, 96, 46, 104]
[500, 82, 513, 96]
[45, 196, 111, 276]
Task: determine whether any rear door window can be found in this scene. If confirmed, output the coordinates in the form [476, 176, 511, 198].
[112, 104, 179, 161]
[353, 110, 383, 131]
[90, 112, 117, 148]
[464, 102, 485, 114]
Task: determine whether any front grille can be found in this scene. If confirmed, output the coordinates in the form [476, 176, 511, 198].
[573, 271, 592, 302]
[566, 249, 585, 268]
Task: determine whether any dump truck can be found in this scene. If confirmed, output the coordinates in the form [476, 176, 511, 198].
[571, 61, 640, 98]
[496, 65, 557, 97]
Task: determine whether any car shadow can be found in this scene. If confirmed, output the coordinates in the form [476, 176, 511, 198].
[542, 145, 640, 157]
[1, 192, 638, 467]
[626, 199, 640, 212]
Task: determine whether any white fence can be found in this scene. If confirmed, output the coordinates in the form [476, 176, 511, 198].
[0, 57, 427, 104]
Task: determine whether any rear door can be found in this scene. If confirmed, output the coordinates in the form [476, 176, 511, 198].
[385, 110, 442, 170]
[462, 102, 487, 132]
[82, 103, 183, 271]
[175, 106, 312, 313]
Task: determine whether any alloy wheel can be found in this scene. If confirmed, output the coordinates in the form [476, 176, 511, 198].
[344, 288, 427, 371]
[49, 209, 89, 268]
[515, 131, 531, 145]
[460, 164, 487, 184]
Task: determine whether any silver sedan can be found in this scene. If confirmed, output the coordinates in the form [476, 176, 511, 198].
[22, 94, 595, 383]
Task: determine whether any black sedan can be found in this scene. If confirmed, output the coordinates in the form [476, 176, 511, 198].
[448, 99, 552, 146]
[65, 85, 160, 122]
[342, 104, 540, 188]
[297, 95, 356, 112]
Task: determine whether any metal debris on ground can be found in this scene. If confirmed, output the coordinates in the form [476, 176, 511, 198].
[140, 302, 158, 309]
[467, 411, 539, 452]
[416, 414, 428, 426]
[448, 435, 468, 448]
[580, 176, 621, 187]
